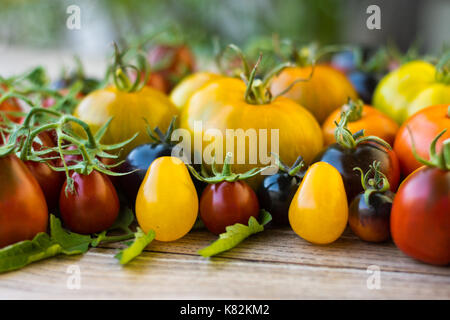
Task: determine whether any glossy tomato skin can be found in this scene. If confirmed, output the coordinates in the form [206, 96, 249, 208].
[59, 171, 119, 234]
[0, 154, 48, 247]
[257, 173, 302, 226]
[289, 162, 348, 244]
[322, 105, 398, 146]
[270, 65, 358, 123]
[200, 181, 260, 235]
[136, 157, 198, 241]
[349, 191, 394, 242]
[394, 105, 450, 177]
[313, 142, 400, 202]
[391, 167, 450, 265]
[120, 143, 174, 203]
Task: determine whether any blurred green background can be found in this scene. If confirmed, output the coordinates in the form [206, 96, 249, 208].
[0, 0, 448, 72]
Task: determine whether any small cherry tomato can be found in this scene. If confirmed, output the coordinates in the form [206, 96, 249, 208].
[289, 162, 348, 244]
[348, 162, 394, 242]
[59, 171, 119, 234]
[257, 156, 306, 226]
[136, 156, 198, 241]
[0, 154, 48, 247]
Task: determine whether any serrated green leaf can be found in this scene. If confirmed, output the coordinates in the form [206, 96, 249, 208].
[115, 228, 155, 265]
[0, 233, 62, 273]
[50, 215, 91, 254]
[198, 210, 272, 258]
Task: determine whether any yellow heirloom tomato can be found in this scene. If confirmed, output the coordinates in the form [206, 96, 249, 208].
[289, 162, 348, 244]
[136, 156, 198, 242]
[373, 60, 450, 124]
[170, 72, 221, 110]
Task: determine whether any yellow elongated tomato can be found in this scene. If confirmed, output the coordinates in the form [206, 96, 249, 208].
[136, 156, 198, 242]
[180, 77, 323, 186]
[373, 61, 450, 124]
[74, 86, 179, 158]
[289, 162, 348, 244]
[270, 65, 358, 123]
[170, 72, 221, 110]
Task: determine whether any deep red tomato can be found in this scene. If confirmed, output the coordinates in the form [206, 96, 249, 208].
[24, 132, 65, 210]
[59, 171, 119, 234]
[0, 154, 48, 247]
[200, 181, 260, 235]
[391, 167, 449, 265]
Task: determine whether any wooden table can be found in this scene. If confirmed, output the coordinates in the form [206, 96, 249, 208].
[0, 226, 448, 299]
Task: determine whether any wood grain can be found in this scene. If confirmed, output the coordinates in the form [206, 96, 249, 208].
[0, 227, 448, 300]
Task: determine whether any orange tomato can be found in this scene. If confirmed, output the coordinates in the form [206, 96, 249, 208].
[323, 103, 399, 146]
[270, 65, 358, 123]
[394, 104, 450, 177]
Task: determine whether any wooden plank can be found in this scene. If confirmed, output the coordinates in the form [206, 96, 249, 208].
[0, 227, 448, 299]
[0, 248, 448, 300]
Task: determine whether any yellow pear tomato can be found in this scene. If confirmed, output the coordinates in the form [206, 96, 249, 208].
[373, 60, 450, 124]
[135, 156, 198, 242]
[289, 162, 348, 244]
[170, 72, 221, 110]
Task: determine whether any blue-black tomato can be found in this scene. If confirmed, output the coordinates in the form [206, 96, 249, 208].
[257, 156, 306, 226]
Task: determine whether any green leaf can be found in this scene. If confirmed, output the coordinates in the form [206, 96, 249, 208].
[0, 233, 62, 273]
[110, 207, 135, 232]
[114, 228, 155, 265]
[50, 215, 91, 254]
[198, 210, 272, 258]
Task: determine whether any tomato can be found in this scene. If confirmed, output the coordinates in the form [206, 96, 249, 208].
[0, 154, 48, 247]
[394, 104, 450, 177]
[59, 171, 119, 234]
[373, 60, 450, 124]
[270, 64, 358, 123]
[0, 86, 22, 123]
[181, 77, 323, 187]
[315, 109, 400, 202]
[322, 100, 398, 146]
[24, 132, 65, 210]
[136, 156, 198, 241]
[73, 85, 178, 158]
[146, 72, 170, 93]
[170, 72, 221, 110]
[257, 156, 306, 226]
[289, 162, 348, 244]
[201, 181, 259, 235]
[391, 132, 449, 265]
[147, 44, 196, 91]
[348, 162, 394, 242]
[391, 167, 449, 265]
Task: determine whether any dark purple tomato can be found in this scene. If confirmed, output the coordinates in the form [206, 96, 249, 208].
[349, 191, 394, 242]
[347, 71, 379, 104]
[257, 172, 303, 226]
[313, 142, 400, 202]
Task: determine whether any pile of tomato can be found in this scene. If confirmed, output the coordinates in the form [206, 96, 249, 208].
[0, 40, 449, 267]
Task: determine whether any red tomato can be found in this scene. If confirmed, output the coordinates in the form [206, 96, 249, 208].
[0, 85, 22, 123]
[394, 105, 450, 177]
[391, 167, 449, 265]
[59, 171, 119, 234]
[0, 154, 48, 247]
[200, 181, 260, 235]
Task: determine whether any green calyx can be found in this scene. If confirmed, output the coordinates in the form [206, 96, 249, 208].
[354, 161, 391, 206]
[111, 42, 149, 93]
[408, 127, 449, 171]
[0, 101, 136, 194]
[342, 98, 364, 122]
[144, 116, 177, 145]
[219, 44, 312, 105]
[188, 152, 272, 184]
[334, 107, 392, 150]
[273, 154, 306, 178]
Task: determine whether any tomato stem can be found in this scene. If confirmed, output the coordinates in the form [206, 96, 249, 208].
[354, 161, 391, 205]
[407, 127, 449, 171]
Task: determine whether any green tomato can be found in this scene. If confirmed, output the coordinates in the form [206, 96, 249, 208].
[373, 61, 450, 124]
